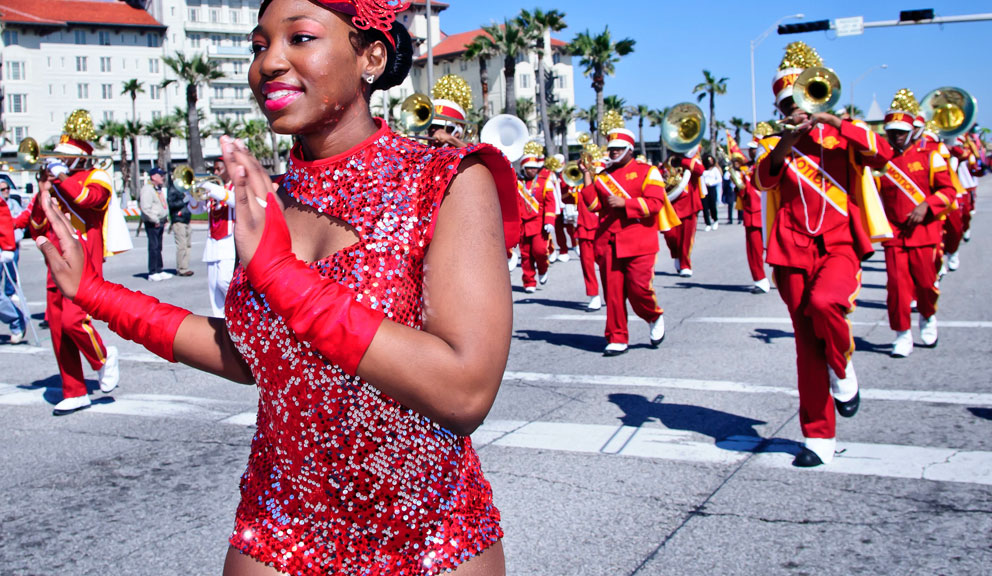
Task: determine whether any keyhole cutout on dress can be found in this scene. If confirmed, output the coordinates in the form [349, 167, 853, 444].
[278, 189, 361, 264]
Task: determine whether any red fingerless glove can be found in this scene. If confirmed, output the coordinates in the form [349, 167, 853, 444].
[245, 193, 385, 375]
[73, 259, 191, 362]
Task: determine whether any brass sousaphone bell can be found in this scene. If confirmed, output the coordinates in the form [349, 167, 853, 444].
[172, 164, 223, 202]
[920, 87, 977, 141]
[661, 103, 706, 154]
[792, 66, 841, 115]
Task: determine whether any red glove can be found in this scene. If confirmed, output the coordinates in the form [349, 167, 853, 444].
[246, 194, 384, 375]
[73, 259, 191, 362]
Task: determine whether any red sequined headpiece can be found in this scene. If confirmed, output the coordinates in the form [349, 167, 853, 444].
[318, 1, 410, 47]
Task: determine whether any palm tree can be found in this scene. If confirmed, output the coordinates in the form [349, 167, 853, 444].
[548, 102, 575, 158]
[627, 104, 652, 158]
[728, 116, 751, 146]
[603, 95, 627, 114]
[576, 104, 599, 139]
[515, 97, 535, 131]
[693, 69, 728, 158]
[121, 79, 145, 198]
[98, 120, 130, 202]
[162, 52, 225, 172]
[476, 20, 529, 116]
[649, 106, 670, 163]
[464, 35, 496, 122]
[144, 114, 182, 171]
[517, 8, 567, 157]
[569, 27, 635, 144]
[210, 116, 242, 138]
[239, 119, 272, 167]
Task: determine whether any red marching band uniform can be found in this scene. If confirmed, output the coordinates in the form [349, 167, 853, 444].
[575, 171, 602, 309]
[754, 42, 894, 466]
[729, 131, 769, 293]
[581, 129, 680, 354]
[662, 152, 704, 275]
[516, 153, 557, 291]
[877, 91, 955, 357]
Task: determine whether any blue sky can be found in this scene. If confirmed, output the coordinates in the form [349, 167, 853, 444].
[434, 0, 992, 138]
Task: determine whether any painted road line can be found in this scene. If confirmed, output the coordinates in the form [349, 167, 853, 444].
[545, 315, 992, 328]
[221, 411, 258, 427]
[473, 419, 992, 486]
[503, 371, 992, 407]
[0, 346, 166, 363]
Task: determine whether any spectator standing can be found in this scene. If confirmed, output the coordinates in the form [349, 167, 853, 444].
[138, 168, 172, 281]
[167, 178, 194, 277]
[701, 154, 722, 230]
[1, 180, 24, 300]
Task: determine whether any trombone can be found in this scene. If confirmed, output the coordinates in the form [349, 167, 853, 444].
[172, 164, 223, 202]
[17, 137, 113, 172]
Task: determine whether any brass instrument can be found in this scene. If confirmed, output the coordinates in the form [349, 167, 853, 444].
[562, 161, 584, 188]
[661, 103, 706, 154]
[172, 164, 223, 202]
[399, 93, 467, 136]
[480, 114, 529, 162]
[716, 148, 746, 190]
[792, 66, 841, 115]
[663, 156, 686, 192]
[576, 132, 592, 146]
[920, 87, 977, 141]
[17, 137, 113, 172]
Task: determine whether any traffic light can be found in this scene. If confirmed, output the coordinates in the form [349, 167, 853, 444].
[778, 20, 832, 35]
[899, 9, 934, 22]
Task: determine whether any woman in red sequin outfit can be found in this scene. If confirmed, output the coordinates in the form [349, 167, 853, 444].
[34, 1, 519, 574]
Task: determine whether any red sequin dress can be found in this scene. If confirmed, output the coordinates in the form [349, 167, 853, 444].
[225, 121, 508, 575]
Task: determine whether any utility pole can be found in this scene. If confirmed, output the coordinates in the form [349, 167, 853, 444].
[778, 9, 992, 36]
[425, 0, 434, 90]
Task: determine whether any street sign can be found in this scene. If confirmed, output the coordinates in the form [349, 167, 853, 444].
[835, 16, 865, 37]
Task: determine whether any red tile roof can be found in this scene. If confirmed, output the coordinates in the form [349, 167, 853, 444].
[415, 26, 567, 62]
[0, 0, 164, 28]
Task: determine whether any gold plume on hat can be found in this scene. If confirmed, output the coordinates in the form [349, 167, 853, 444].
[779, 41, 823, 70]
[889, 88, 920, 115]
[523, 141, 545, 157]
[753, 121, 775, 139]
[544, 156, 563, 172]
[63, 109, 97, 142]
[431, 74, 473, 112]
[600, 109, 626, 134]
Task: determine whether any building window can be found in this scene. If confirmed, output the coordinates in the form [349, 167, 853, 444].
[78, 84, 89, 99]
[74, 30, 86, 44]
[147, 35, 160, 48]
[520, 73, 531, 89]
[152, 110, 162, 120]
[459, 60, 468, 72]
[8, 94, 26, 114]
[189, 8, 199, 21]
[103, 110, 114, 122]
[443, 63, 450, 75]
[234, 86, 246, 99]
[2, 30, 18, 45]
[211, 9, 221, 23]
[556, 75, 565, 89]
[76, 56, 87, 72]
[150, 85, 161, 100]
[149, 59, 160, 74]
[230, 10, 240, 24]
[7, 61, 25, 80]
[49, 84, 54, 95]
[13, 127, 28, 142]
[100, 57, 112, 73]
[102, 84, 113, 99]
[552, 52, 561, 65]
[190, 34, 202, 48]
[213, 86, 225, 99]
[99, 31, 111, 45]
[211, 35, 222, 47]
[232, 61, 245, 75]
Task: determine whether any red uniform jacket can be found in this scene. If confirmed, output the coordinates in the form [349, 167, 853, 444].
[668, 154, 705, 219]
[30, 170, 113, 285]
[877, 144, 954, 247]
[737, 164, 762, 228]
[581, 159, 666, 259]
[755, 121, 893, 272]
[517, 172, 557, 237]
[0, 201, 14, 251]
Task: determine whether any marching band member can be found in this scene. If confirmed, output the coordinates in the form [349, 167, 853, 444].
[30, 110, 120, 415]
[188, 158, 236, 318]
[536, 148, 564, 264]
[552, 154, 576, 263]
[942, 140, 977, 271]
[580, 128, 680, 356]
[517, 151, 557, 292]
[575, 162, 602, 310]
[878, 90, 954, 357]
[663, 148, 704, 277]
[737, 140, 769, 294]
[754, 42, 893, 467]
[427, 97, 469, 149]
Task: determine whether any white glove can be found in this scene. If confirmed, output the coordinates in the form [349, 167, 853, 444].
[199, 181, 228, 203]
[44, 158, 69, 179]
[543, 224, 555, 236]
[0, 250, 14, 263]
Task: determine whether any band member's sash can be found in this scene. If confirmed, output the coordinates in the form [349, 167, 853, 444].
[882, 162, 926, 206]
[789, 147, 849, 216]
[517, 181, 540, 214]
[595, 171, 631, 199]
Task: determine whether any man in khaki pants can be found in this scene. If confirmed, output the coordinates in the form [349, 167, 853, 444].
[167, 177, 194, 277]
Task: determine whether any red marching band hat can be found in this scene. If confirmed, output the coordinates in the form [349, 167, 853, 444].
[884, 89, 920, 132]
[607, 128, 636, 150]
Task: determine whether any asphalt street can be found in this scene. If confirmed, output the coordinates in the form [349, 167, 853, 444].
[1, 180, 990, 575]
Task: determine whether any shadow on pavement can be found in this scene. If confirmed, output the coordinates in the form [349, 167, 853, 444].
[750, 327, 793, 344]
[514, 329, 603, 352]
[513, 297, 589, 312]
[855, 299, 887, 310]
[667, 282, 752, 293]
[968, 407, 992, 421]
[26, 374, 117, 407]
[853, 336, 892, 356]
[608, 393, 766, 442]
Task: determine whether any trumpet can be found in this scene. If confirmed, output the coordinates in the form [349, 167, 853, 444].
[661, 103, 706, 154]
[172, 164, 223, 202]
[17, 137, 113, 172]
[562, 161, 584, 188]
[920, 87, 977, 141]
[399, 93, 467, 136]
[792, 66, 841, 115]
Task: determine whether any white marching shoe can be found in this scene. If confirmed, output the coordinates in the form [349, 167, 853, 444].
[648, 315, 665, 347]
[53, 395, 91, 416]
[828, 359, 860, 418]
[98, 346, 120, 393]
[712, 221, 719, 230]
[586, 295, 602, 311]
[507, 250, 519, 272]
[673, 259, 681, 274]
[795, 437, 837, 466]
[558, 253, 570, 263]
[603, 342, 628, 357]
[538, 270, 550, 285]
[947, 252, 960, 271]
[919, 314, 938, 348]
[679, 268, 693, 278]
[891, 330, 913, 358]
[548, 251, 559, 264]
[523, 286, 536, 293]
[963, 229, 971, 242]
[752, 277, 770, 294]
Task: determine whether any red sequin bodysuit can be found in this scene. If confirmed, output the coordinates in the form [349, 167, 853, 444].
[226, 122, 504, 574]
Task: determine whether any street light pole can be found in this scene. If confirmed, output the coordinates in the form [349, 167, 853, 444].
[750, 13, 804, 133]
[850, 64, 887, 116]
[425, 0, 434, 90]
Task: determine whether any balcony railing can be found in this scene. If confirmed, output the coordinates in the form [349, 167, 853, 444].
[209, 97, 253, 109]
[207, 45, 251, 59]
[184, 20, 254, 34]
